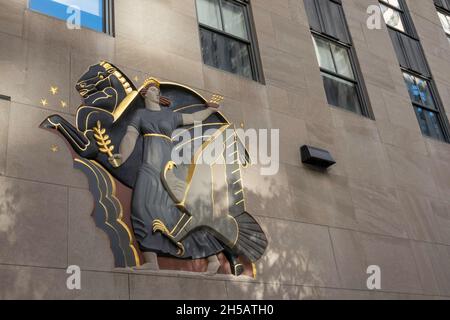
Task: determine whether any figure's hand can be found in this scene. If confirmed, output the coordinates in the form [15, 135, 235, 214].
[108, 154, 123, 168]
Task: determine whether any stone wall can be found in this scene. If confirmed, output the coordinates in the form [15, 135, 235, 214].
[0, 0, 450, 299]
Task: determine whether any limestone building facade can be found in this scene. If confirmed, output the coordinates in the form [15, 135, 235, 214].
[1, 0, 450, 299]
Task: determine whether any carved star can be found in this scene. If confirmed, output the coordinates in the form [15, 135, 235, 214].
[50, 145, 59, 153]
[40, 99, 48, 107]
[50, 86, 59, 95]
[60, 100, 68, 108]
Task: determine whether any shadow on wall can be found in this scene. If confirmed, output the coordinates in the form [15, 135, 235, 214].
[206, 166, 326, 300]
[0, 187, 19, 246]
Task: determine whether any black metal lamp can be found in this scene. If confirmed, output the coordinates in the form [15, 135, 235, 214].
[300, 145, 336, 169]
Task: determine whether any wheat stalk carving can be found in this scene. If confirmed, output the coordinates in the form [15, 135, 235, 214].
[93, 121, 118, 167]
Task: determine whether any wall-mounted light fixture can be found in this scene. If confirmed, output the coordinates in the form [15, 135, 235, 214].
[0, 94, 11, 101]
[300, 145, 336, 169]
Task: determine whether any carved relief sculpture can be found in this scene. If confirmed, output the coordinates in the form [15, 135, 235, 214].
[40, 61, 267, 277]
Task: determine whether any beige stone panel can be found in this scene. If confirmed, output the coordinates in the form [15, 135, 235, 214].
[202, 65, 241, 101]
[254, 217, 341, 288]
[141, 2, 202, 62]
[24, 8, 115, 59]
[251, 4, 276, 47]
[23, 10, 72, 51]
[360, 23, 398, 64]
[225, 281, 429, 299]
[114, 0, 145, 42]
[377, 121, 429, 156]
[332, 110, 396, 187]
[0, 31, 71, 112]
[385, 145, 438, 198]
[0, 32, 27, 102]
[22, 40, 71, 112]
[0, 176, 67, 268]
[0, 0, 25, 38]
[349, 180, 409, 239]
[252, 0, 291, 19]
[242, 163, 297, 222]
[288, 0, 310, 28]
[6, 102, 88, 189]
[116, 36, 205, 90]
[129, 274, 227, 300]
[285, 164, 359, 231]
[245, 106, 307, 168]
[271, 13, 315, 60]
[397, 190, 441, 244]
[430, 157, 450, 201]
[236, 77, 270, 110]
[68, 188, 115, 272]
[381, 91, 422, 131]
[330, 228, 424, 294]
[259, 45, 307, 91]
[0, 99, 11, 176]
[225, 281, 321, 300]
[430, 199, 450, 246]
[356, 48, 397, 93]
[0, 265, 129, 300]
[364, 84, 389, 123]
[266, 85, 303, 119]
[411, 242, 450, 297]
[266, 82, 333, 128]
[115, 0, 198, 45]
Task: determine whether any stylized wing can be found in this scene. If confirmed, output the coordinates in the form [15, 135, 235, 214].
[161, 91, 267, 262]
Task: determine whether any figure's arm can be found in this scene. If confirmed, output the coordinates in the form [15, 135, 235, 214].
[181, 103, 220, 126]
[108, 126, 139, 167]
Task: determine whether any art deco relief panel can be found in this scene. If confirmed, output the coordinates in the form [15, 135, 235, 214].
[39, 61, 268, 277]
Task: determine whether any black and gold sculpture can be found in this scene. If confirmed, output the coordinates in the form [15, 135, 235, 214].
[40, 61, 267, 277]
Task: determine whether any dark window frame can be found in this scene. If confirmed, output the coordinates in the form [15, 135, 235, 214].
[379, 0, 418, 38]
[195, 0, 265, 83]
[29, 0, 115, 36]
[380, 0, 450, 142]
[436, 7, 450, 42]
[103, 0, 115, 37]
[305, 0, 374, 119]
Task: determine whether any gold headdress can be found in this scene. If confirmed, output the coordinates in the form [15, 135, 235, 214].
[143, 77, 160, 89]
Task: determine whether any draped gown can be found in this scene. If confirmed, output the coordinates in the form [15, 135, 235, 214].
[129, 108, 224, 258]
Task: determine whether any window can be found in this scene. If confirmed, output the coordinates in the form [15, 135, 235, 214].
[403, 72, 445, 141]
[437, 9, 450, 44]
[29, 0, 114, 35]
[195, 0, 263, 82]
[380, 0, 450, 142]
[379, 0, 417, 36]
[313, 36, 361, 114]
[379, 0, 406, 33]
[304, 0, 372, 117]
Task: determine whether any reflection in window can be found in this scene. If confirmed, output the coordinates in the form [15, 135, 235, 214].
[380, 3, 405, 32]
[196, 0, 261, 81]
[312, 35, 361, 114]
[403, 72, 446, 141]
[437, 11, 450, 44]
[414, 107, 445, 141]
[379, 0, 411, 35]
[322, 72, 361, 115]
[403, 73, 436, 110]
[29, 0, 111, 34]
[200, 28, 252, 79]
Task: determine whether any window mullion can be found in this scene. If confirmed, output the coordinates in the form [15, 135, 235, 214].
[218, 0, 226, 32]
